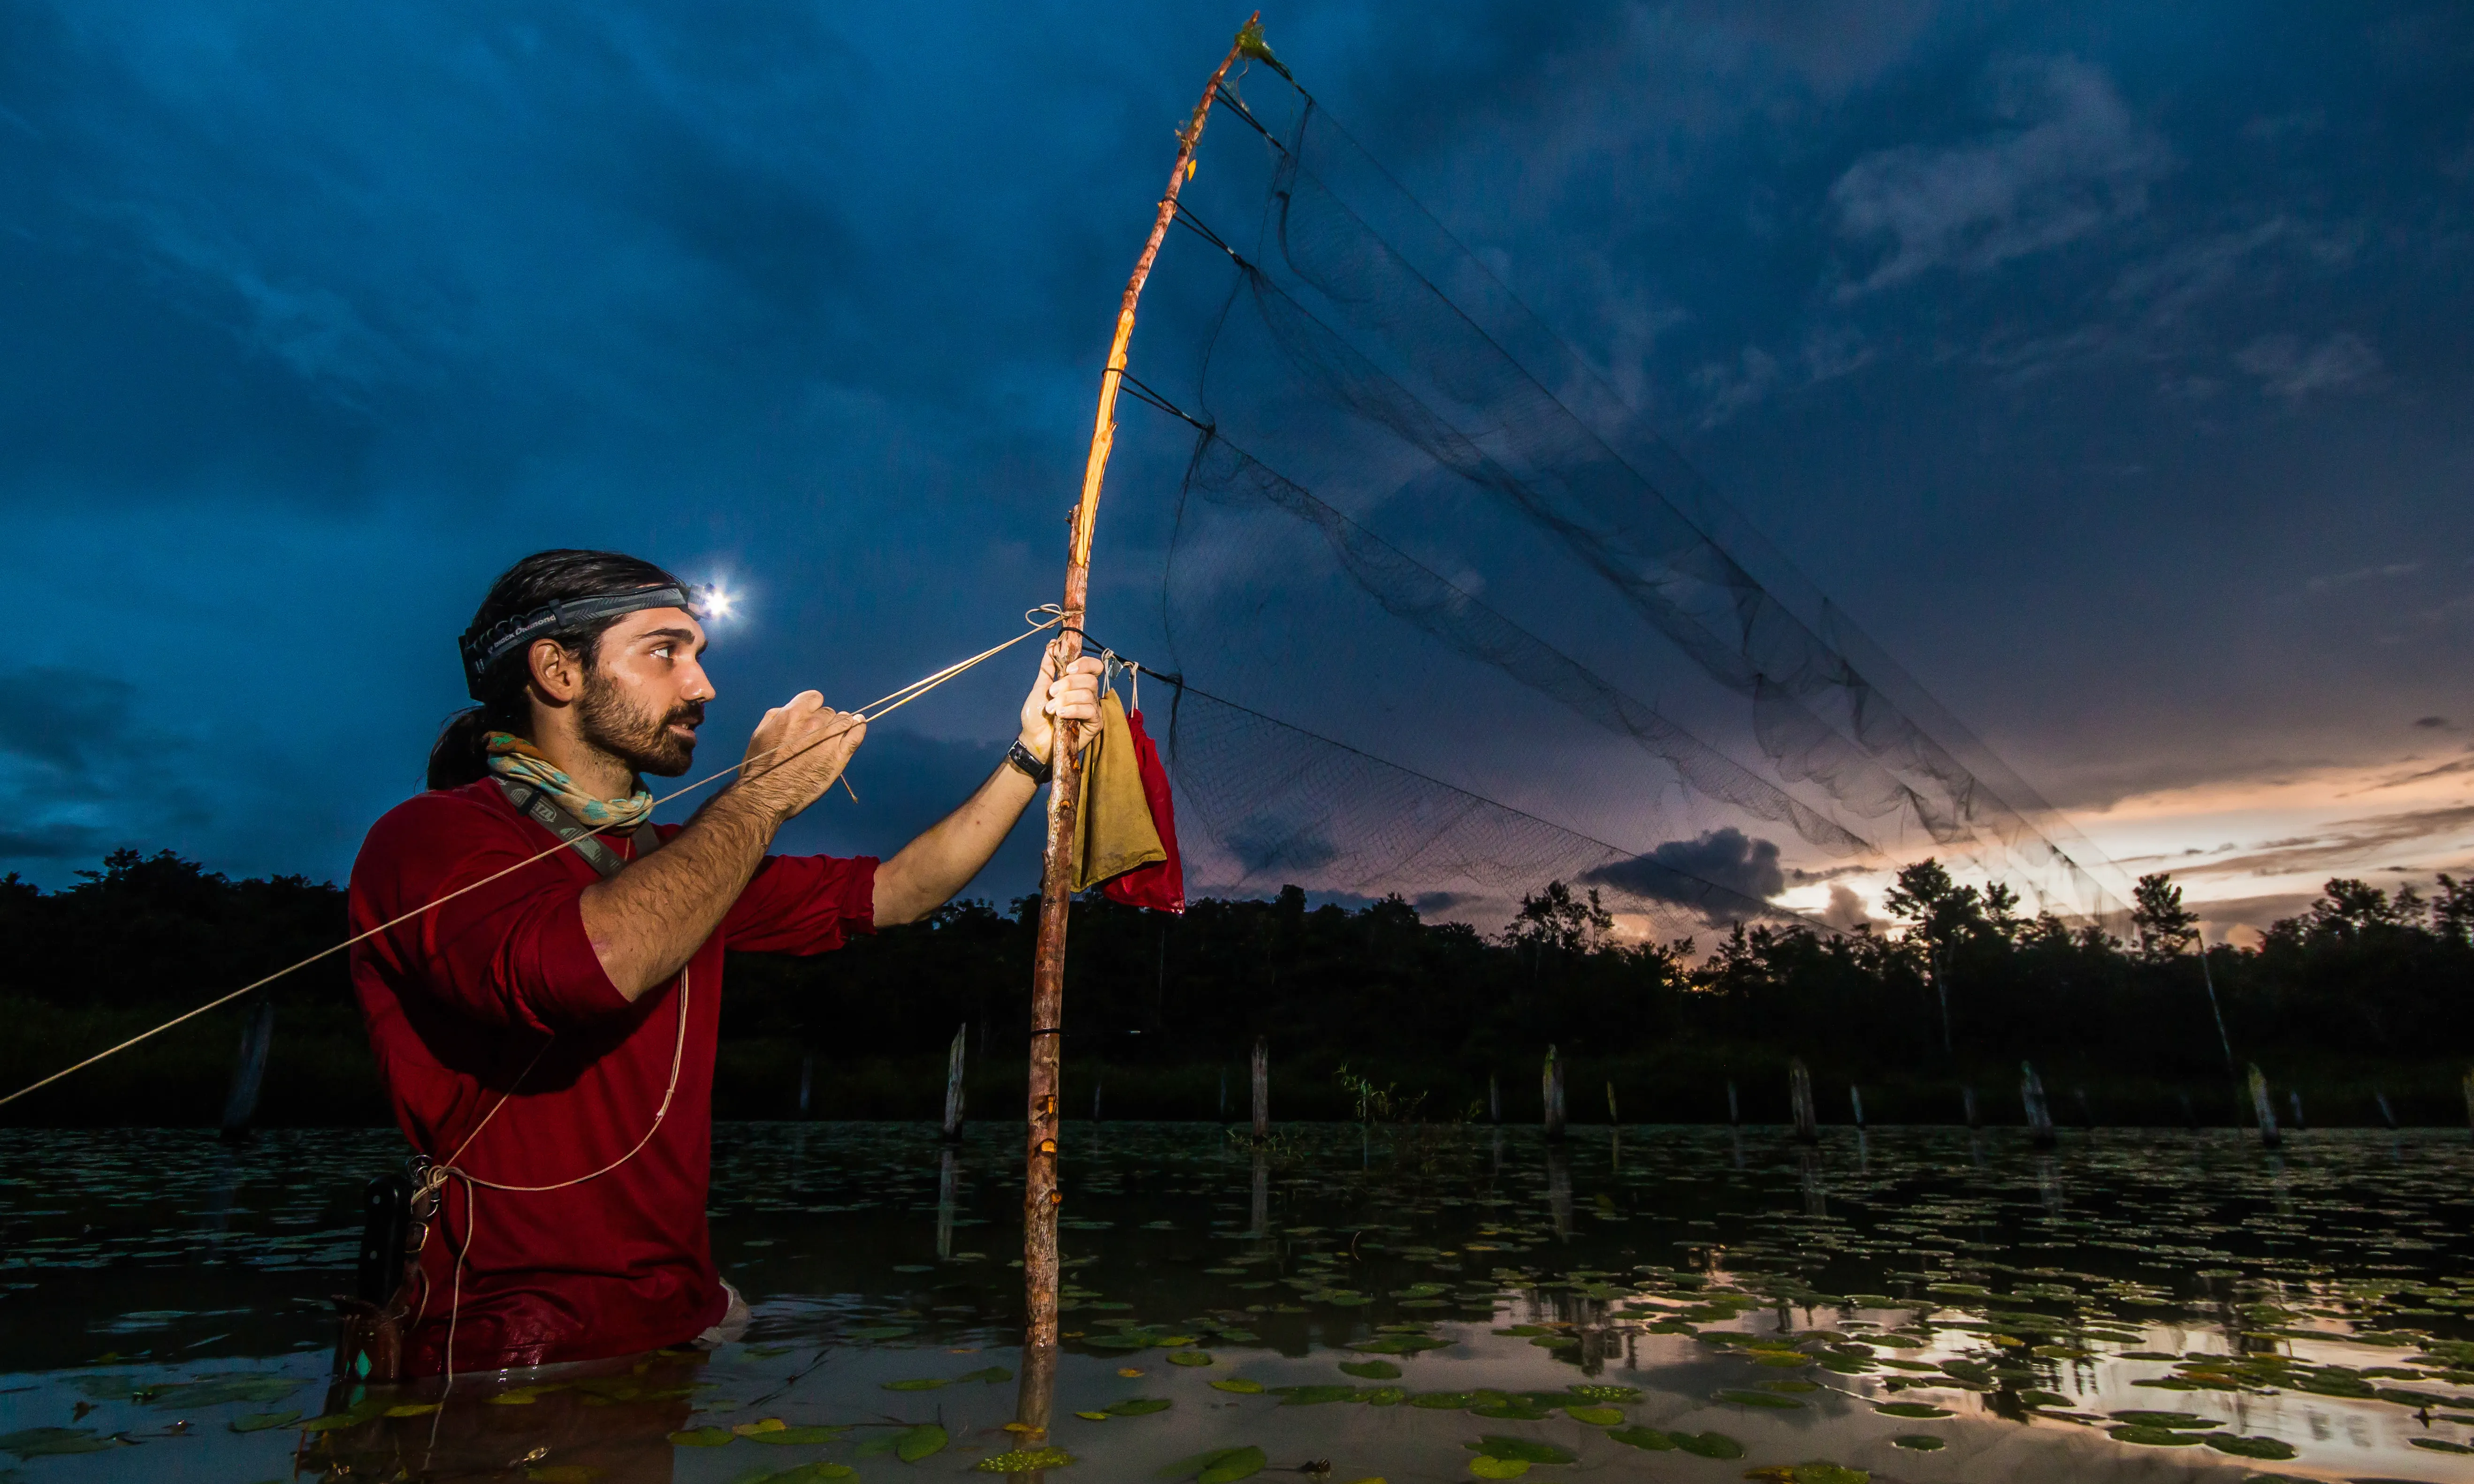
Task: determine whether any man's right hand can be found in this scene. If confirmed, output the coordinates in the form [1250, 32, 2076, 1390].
[738, 691, 866, 822]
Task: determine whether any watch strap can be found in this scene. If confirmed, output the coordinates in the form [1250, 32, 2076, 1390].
[1006, 738, 1053, 785]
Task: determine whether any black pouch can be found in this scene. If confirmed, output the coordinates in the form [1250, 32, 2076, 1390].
[331, 1171, 417, 1381]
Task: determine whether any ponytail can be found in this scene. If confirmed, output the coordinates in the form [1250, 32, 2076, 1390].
[427, 699, 524, 790]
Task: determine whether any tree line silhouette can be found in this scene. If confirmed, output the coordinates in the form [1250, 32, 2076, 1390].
[3, 848, 2467, 1126]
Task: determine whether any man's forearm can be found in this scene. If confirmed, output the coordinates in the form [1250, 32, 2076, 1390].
[873, 762, 1040, 926]
[579, 785, 783, 1000]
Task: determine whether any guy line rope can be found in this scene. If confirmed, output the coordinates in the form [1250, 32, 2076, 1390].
[0, 612, 1069, 1112]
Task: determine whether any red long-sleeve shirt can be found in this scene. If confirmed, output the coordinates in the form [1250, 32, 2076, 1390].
[348, 777, 875, 1375]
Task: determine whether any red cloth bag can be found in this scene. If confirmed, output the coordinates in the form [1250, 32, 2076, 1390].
[1101, 706, 1185, 913]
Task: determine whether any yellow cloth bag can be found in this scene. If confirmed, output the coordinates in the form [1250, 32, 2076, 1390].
[1072, 691, 1167, 890]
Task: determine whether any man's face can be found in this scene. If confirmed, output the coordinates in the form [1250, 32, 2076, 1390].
[574, 607, 715, 778]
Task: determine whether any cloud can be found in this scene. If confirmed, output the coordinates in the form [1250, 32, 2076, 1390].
[1820, 883, 1874, 931]
[2164, 806, 2474, 882]
[1222, 817, 1341, 878]
[2306, 560, 2419, 595]
[1584, 828, 1786, 905]
[2413, 716, 2451, 729]
[2233, 331, 2383, 400]
[0, 667, 201, 864]
[1831, 56, 2170, 294]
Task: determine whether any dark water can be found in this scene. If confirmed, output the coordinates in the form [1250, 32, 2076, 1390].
[3, 1122, 2472, 1482]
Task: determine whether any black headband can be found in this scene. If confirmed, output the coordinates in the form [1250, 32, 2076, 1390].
[459, 584, 705, 700]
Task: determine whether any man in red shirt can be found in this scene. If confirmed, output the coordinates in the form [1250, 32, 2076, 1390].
[349, 549, 1099, 1376]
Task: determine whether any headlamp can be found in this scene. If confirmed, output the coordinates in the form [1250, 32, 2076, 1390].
[459, 583, 710, 700]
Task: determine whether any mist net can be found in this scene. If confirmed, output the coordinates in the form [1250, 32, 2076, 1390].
[1093, 72, 2130, 942]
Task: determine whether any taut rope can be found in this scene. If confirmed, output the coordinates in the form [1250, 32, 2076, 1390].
[0, 616, 1064, 1111]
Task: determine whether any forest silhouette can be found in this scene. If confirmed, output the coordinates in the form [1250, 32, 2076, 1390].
[3, 848, 2467, 1128]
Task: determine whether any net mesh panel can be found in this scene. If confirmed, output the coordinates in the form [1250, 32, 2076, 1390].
[1163, 679, 1806, 940]
[1109, 75, 2131, 936]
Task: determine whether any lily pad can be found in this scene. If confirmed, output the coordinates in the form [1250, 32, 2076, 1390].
[1468, 1437, 1577, 1463]
[1673, 1432, 1746, 1460]
[1607, 1426, 1675, 1449]
[230, 1410, 303, 1432]
[1565, 1405, 1624, 1424]
[883, 1377, 948, 1391]
[2107, 1411, 2217, 1430]
[667, 1426, 736, 1446]
[758, 1468, 857, 1483]
[1208, 1378, 1265, 1394]
[2200, 1434, 2295, 1460]
[1874, 1402, 1951, 1418]
[1891, 1435, 1945, 1452]
[0, 1428, 122, 1458]
[1107, 1398, 1173, 1416]
[1340, 1359, 1403, 1379]
[1469, 1461, 1530, 1480]
[2108, 1424, 2202, 1446]
[1413, 1392, 1475, 1408]
[1351, 1335, 1451, 1355]
[1159, 1445, 1268, 1482]
[842, 1325, 914, 1341]
[149, 1375, 306, 1408]
[896, 1424, 949, 1462]
[1270, 1385, 1360, 1405]
[1718, 1389, 1804, 1408]
[957, 1366, 1014, 1383]
[1167, 1351, 1214, 1367]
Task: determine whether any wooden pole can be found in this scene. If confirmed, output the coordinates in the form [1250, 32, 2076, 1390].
[1541, 1046, 1565, 1141]
[1250, 1036, 1269, 1142]
[2021, 1060, 2056, 1148]
[219, 997, 276, 1144]
[941, 1023, 967, 1143]
[1019, 20, 1257, 1365]
[1788, 1057, 1817, 1143]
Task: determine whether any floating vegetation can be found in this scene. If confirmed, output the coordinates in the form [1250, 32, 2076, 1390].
[977, 1447, 1073, 1471]
[6, 1123, 2473, 1482]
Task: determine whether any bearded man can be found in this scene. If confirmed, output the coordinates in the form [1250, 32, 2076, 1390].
[348, 549, 1099, 1376]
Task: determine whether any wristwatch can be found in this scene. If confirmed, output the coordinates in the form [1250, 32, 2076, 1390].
[1005, 738, 1053, 785]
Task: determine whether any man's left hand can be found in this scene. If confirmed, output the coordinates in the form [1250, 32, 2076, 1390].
[1019, 650, 1106, 763]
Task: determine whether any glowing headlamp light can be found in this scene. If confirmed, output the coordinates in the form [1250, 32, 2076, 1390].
[458, 583, 715, 700]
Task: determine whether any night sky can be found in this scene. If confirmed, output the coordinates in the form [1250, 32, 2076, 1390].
[5, 2, 2468, 940]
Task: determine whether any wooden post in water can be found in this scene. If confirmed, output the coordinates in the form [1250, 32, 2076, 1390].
[1017, 22, 1255, 1371]
[1542, 1046, 1566, 1141]
[2285, 1088, 2306, 1132]
[1488, 1073, 1501, 1125]
[797, 1052, 813, 1118]
[2464, 1065, 2474, 1140]
[1848, 1084, 1865, 1128]
[1788, 1058, 1818, 1143]
[1250, 1036, 1269, 1143]
[219, 997, 276, 1144]
[2247, 1064, 2281, 1148]
[1092, 1067, 1105, 1124]
[2375, 1088, 2398, 1130]
[2020, 1061, 2055, 1149]
[1961, 1085, 1980, 1128]
[1604, 1081, 1619, 1126]
[941, 1024, 967, 1143]
[1218, 1066, 1229, 1121]
[1726, 1079, 1740, 1126]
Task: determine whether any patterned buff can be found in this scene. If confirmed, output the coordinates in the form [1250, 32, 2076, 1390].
[485, 733, 656, 831]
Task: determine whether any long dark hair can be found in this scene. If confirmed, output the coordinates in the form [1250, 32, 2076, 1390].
[428, 549, 686, 789]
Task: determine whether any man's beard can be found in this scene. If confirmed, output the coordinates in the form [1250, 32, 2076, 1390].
[578, 672, 702, 779]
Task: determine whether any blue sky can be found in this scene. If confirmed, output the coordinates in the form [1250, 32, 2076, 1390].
[4, 2, 2468, 932]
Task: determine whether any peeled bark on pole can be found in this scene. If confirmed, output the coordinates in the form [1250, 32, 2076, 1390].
[1018, 23, 1255, 1370]
[941, 1023, 967, 1142]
